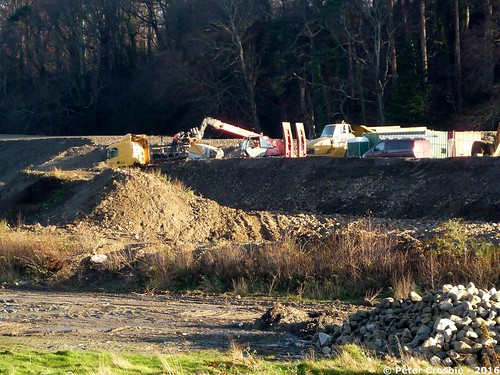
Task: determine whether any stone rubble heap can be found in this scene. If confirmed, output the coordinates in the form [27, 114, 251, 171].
[315, 283, 500, 367]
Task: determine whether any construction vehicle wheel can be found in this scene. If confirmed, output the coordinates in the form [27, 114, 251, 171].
[471, 141, 494, 156]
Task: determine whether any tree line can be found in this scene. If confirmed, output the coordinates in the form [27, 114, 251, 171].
[0, 0, 499, 137]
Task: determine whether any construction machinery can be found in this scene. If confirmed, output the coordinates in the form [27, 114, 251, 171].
[306, 122, 436, 157]
[105, 132, 223, 168]
[471, 122, 500, 157]
[306, 122, 375, 157]
[106, 117, 306, 168]
[192, 117, 307, 158]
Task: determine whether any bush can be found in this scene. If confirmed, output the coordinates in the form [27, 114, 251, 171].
[417, 219, 500, 289]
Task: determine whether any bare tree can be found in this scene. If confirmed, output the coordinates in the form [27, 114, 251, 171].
[356, 0, 394, 123]
[454, 0, 463, 112]
[420, 0, 428, 82]
[389, 0, 398, 86]
[206, 0, 266, 131]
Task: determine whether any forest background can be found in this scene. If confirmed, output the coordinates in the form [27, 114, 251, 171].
[0, 0, 499, 138]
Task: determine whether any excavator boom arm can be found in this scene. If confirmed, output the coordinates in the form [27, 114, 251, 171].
[195, 117, 261, 140]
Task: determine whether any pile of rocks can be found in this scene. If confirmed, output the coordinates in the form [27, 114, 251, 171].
[315, 283, 500, 367]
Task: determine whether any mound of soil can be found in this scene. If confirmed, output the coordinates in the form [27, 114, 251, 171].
[162, 156, 500, 221]
[254, 301, 364, 339]
[1, 135, 499, 247]
[0, 168, 344, 244]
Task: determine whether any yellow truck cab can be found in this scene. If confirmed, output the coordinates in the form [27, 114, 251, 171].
[106, 134, 150, 168]
[307, 123, 374, 157]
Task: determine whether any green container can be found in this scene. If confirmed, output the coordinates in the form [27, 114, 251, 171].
[363, 133, 381, 148]
[347, 137, 370, 157]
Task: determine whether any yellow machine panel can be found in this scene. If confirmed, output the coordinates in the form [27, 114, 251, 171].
[106, 134, 150, 168]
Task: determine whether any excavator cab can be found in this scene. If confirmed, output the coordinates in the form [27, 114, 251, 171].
[306, 123, 355, 156]
[106, 134, 151, 167]
[241, 136, 282, 158]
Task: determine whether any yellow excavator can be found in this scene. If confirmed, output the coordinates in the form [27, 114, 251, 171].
[306, 122, 376, 157]
[105, 132, 223, 168]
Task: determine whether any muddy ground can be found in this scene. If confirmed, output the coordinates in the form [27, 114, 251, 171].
[0, 289, 357, 358]
[0, 135, 499, 357]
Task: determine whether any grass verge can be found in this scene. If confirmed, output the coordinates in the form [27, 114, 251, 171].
[0, 344, 480, 375]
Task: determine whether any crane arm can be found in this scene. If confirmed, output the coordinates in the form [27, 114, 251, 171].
[194, 117, 261, 140]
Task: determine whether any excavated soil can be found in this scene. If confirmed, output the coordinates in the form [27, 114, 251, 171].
[0, 135, 499, 357]
[1, 136, 498, 246]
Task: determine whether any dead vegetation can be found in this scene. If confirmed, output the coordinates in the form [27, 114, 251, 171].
[1, 218, 498, 299]
[0, 224, 81, 283]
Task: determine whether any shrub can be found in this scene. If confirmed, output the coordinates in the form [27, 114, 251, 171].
[417, 219, 500, 289]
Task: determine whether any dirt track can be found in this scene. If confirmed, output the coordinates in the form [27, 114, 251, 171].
[0, 289, 354, 358]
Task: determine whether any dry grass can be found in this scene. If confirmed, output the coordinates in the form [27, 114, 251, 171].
[142, 244, 196, 292]
[136, 220, 413, 298]
[0, 227, 80, 282]
[182, 219, 498, 298]
[391, 275, 415, 300]
[0, 218, 497, 299]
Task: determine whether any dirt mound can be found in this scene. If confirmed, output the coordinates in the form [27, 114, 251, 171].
[1, 136, 499, 247]
[0, 167, 346, 244]
[162, 156, 500, 221]
[84, 169, 349, 243]
[87, 169, 247, 243]
[255, 302, 360, 338]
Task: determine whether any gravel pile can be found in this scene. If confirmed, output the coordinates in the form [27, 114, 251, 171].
[315, 283, 500, 367]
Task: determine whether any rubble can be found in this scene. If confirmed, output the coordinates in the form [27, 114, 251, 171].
[315, 283, 500, 367]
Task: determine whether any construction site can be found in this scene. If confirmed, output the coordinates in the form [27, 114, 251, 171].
[0, 125, 499, 363]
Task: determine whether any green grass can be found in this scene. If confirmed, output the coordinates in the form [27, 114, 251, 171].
[0, 344, 480, 375]
[0, 348, 212, 375]
[0, 345, 381, 375]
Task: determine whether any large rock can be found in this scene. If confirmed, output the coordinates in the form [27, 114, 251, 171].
[409, 291, 422, 302]
[434, 318, 457, 332]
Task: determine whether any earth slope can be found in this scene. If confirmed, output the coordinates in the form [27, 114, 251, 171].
[0, 135, 499, 246]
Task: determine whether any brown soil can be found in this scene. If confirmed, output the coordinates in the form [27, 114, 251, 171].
[0, 135, 498, 356]
[0, 289, 357, 358]
[1, 136, 498, 246]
